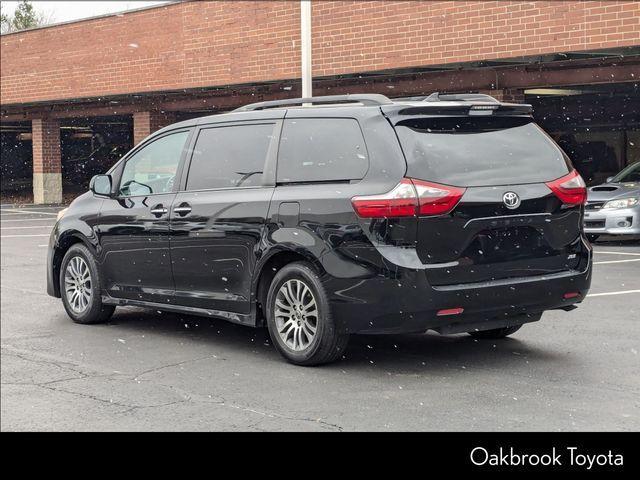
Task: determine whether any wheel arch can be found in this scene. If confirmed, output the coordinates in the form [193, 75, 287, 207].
[51, 231, 98, 298]
[252, 247, 325, 326]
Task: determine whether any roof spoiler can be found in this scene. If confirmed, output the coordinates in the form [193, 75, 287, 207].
[390, 92, 533, 116]
[394, 92, 502, 104]
[234, 94, 393, 112]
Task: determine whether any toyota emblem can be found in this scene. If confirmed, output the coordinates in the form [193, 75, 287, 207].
[503, 191, 521, 209]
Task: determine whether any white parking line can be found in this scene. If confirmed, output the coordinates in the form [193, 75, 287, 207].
[0, 209, 58, 216]
[593, 259, 640, 265]
[0, 204, 62, 209]
[594, 251, 640, 256]
[588, 289, 640, 297]
[0, 285, 48, 296]
[0, 234, 51, 238]
[0, 212, 49, 216]
[0, 213, 56, 218]
[1, 225, 54, 230]
[1, 218, 57, 223]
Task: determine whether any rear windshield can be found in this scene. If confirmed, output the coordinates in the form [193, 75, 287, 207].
[394, 117, 570, 187]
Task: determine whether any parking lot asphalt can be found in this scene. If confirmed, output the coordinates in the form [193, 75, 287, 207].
[1, 204, 638, 431]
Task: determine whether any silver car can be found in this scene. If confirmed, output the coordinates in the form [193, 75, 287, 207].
[584, 161, 640, 241]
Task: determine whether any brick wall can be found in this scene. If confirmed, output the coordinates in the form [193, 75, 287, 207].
[32, 119, 61, 174]
[133, 111, 177, 145]
[1, 1, 638, 105]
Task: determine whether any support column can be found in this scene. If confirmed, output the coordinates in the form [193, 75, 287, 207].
[32, 118, 62, 205]
[133, 111, 177, 145]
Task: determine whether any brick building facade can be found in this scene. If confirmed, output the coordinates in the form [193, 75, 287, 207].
[1, 0, 639, 203]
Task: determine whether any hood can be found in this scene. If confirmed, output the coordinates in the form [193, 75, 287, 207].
[587, 182, 640, 202]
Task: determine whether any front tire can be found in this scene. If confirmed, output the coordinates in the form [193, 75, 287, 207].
[265, 262, 349, 366]
[60, 243, 115, 324]
[468, 324, 522, 339]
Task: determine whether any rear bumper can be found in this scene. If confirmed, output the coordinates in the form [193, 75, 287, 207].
[323, 242, 592, 334]
[583, 206, 640, 235]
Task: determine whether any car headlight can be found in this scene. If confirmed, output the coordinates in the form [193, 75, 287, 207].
[56, 208, 68, 221]
[602, 197, 639, 209]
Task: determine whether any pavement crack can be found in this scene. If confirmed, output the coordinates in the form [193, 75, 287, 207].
[2, 348, 85, 372]
[35, 383, 137, 410]
[117, 398, 192, 415]
[214, 398, 344, 431]
[133, 354, 224, 379]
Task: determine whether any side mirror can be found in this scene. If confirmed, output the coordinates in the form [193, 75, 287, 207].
[605, 176, 614, 183]
[90, 174, 113, 197]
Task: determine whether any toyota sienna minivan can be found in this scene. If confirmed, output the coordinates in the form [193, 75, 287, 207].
[47, 93, 592, 365]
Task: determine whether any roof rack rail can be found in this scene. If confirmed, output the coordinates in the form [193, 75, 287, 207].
[233, 94, 393, 112]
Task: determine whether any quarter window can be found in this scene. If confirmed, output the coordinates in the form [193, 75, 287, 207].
[276, 118, 369, 183]
[119, 131, 189, 197]
[186, 123, 275, 190]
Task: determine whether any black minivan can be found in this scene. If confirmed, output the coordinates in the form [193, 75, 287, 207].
[47, 93, 592, 365]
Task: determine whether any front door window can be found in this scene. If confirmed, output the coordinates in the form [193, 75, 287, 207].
[119, 131, 189, 196]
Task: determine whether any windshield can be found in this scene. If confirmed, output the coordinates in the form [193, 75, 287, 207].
[611, 162, 640, 183]
[394, 117, 571, 187]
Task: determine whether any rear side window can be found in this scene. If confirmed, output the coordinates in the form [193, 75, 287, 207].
[277, 118, 368, 183]
[186, 123, 275, 190]
[395, 117, 570, 187]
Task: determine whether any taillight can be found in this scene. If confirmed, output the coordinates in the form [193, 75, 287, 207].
[351, 179, 417, 218]
[351, 178, 465, 218]
[545, 170, 587, 206]
[412, 179, 466, 216]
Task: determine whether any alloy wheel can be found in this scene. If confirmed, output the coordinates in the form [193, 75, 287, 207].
[274, 279, 318, 351]
[64, 256, 92, 314]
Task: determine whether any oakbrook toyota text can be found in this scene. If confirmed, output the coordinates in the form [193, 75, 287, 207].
[470, 446, 624, 469]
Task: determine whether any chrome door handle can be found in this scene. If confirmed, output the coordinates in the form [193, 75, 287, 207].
[150, 204, 168, 217]
[174, 203, 192, 216]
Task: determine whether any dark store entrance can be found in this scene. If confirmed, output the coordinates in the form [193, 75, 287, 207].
[527, 82, 639, 186]
[61, 115, 133, 200]
[0, 122, 33, 204]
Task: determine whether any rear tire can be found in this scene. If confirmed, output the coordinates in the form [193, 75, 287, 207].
[60, 243, 115, 325]
[468, 324, 522, 339]
[265, 262, 349, 366]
